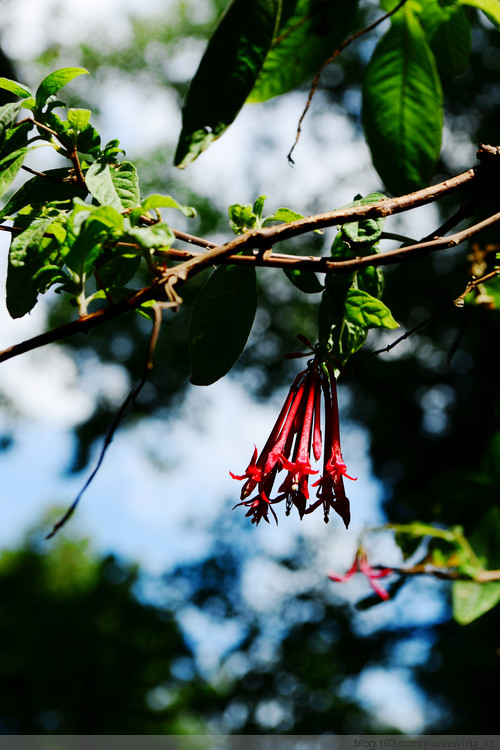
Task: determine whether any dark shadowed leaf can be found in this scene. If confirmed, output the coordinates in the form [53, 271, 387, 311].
[0, 168, 87, 221]
[189, 264, 257, 385]
[174, 0, 281, 168]
[248, 0, 357, 102]
[284, 267, 323, 293]
[6, 215, 53, 318]
[414, 0, 471, 76]
[0, 147, 27, 199]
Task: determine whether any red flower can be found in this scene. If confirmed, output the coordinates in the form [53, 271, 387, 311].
[231, 353, 356, 526]
[308, 362, 356, 528]
[328, 549, 393, 600]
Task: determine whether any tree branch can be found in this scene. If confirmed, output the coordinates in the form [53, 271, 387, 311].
[0, 151, 498, 366]
[288, 0, 409, 162]
[376, 564, 500, 583]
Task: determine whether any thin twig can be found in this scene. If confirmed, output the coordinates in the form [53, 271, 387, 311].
[172, 228, 217, 249]
[0, 279, 164, 364]
[163, 208, 500, 275]
[17, 117, 59, 138]
[375, 564, 500, 582]
[288, 0, 408, 163]
[21, 165, 70, 182]
[356, 268, 500, 368]
[46, 304, 163, 540]
[0, 156, 497, 366]
[69, 146, 86, 188]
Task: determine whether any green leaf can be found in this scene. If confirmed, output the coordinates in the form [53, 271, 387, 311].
[58, 203, 123, 278]
[357, 265, 385, 299]
[85, 160, 140, 211]
[318, 271, 354, 356]
[468, 506, 500, 569]
[100, 139, 125, 160]
[341, 192, 387, 246]
[284, 267, 324, 293]
[412, 0, 471, 76]
[0, 102, 23, 141]
[174, 0, 281, 168]
[140, 194, 196, 218]
[67, 108, 91, 137]
[253, 194, 267, 218]
[126, 223, 174, 249]
[263, 205, 323, 234]
[0, 78, 32, 99]
[0, 147, 28, 199]
[0, 168, 87, 222]
[263, 207, 305, 224]
[189, 265, 257, 385]
[248, 0, 357, 102]
[344, 288, 399, 330]
[32, 264, 75, 295]
[330, 232, 355, 260]
[94, 252, 142, 289]
[459, 0, 500, 26]
[76, 124, 101, 157]
[0, 120, 32, 159]
[6, 215, 53, 318]
[452, 508, 500, 624]
[341, 319, 369, 359]
[65, 109, 100, 154]
[362, 5, 443, 194]
[453, 581, 500, 625]
[228, 203, 260, 234]
[35, 67, 89, 110]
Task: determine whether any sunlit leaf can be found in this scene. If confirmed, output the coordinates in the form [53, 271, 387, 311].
[35, 67, 89, 110]
[85, 160, 140, 211]
[0, 77, 32, 99]
[459, 0, 500, 26]
[453, 581, 500, 624]
[140, 194, 196, 218]
[452, 507, 500, 624]
[344, 289, 399, 330]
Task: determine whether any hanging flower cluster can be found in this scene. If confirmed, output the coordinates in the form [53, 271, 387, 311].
[231, 356, 356, 526]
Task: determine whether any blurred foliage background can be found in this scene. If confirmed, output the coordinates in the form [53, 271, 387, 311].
[0, 0, 499, 735]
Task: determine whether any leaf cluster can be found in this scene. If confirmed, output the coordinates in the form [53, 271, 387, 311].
[174, 0, 499, 195]
[0, 68, 195, 320]
[318, 193, 398, 364]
